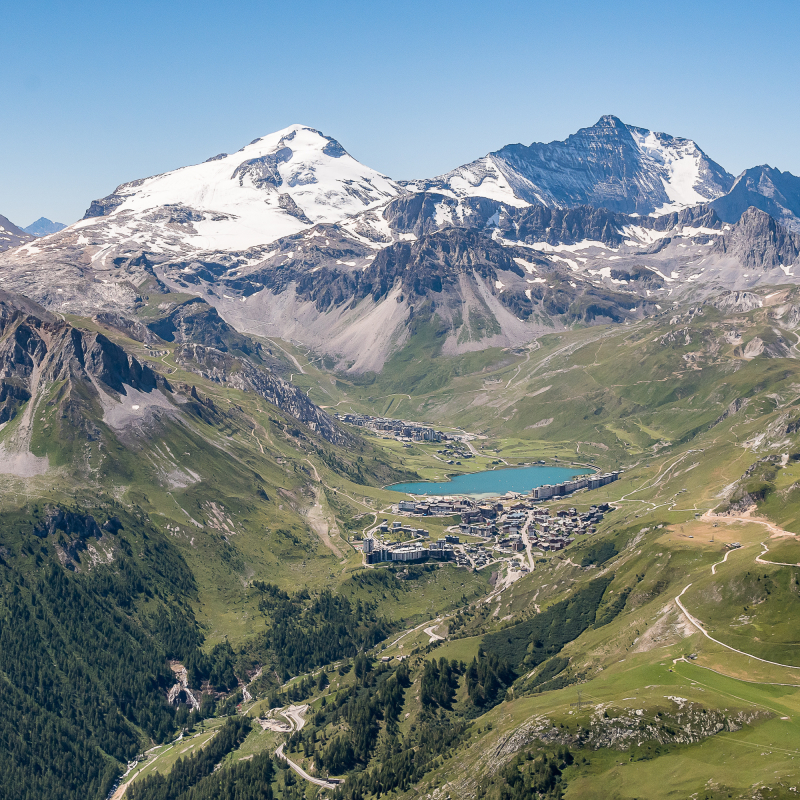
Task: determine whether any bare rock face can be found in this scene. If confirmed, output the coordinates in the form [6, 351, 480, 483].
[33, 508, 103, 539]
[93, 311, 163, 345]
[174, 342, 349, 446]
[0, 289, 167, 424]
[145, 298, 257, 355]
[713, 207, 800, 270]
[409, 115, 734, 215]
[711, 291, 763, 313]
[713, 165, 800, 233]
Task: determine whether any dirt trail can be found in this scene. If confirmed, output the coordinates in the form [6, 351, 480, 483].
[674, 584, 800, 669]
[274, 704, 341, 790]
[276, 743, 339, 789]
[110, 729, 218, 799]
[522, 526, 536, 571]
[757, 541, 800, 567]
[700, 508, 794, 536]
[268, 339, 305, 375]
[673, 510, 800, 670]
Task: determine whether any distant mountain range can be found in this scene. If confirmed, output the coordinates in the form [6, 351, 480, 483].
[0, 216, 66, 252]
[1, 116, 799, 371]
[24, 217, 67, 237]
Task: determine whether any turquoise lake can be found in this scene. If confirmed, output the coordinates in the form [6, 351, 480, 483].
[387, 465, 593, 499]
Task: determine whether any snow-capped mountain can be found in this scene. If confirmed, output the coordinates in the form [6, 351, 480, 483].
[75, 124, 400, 254]
[407, 115, 734, 216]
[2, 116, 800, 373]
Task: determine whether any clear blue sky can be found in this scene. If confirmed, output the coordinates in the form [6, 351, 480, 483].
[1, 0, 798, 226]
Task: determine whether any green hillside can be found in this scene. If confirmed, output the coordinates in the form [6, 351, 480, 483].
[4, 285, 800, 800]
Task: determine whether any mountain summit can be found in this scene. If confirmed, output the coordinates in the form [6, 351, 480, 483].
[79, 124, 400, 251]
[24, 217, 67, 237]
[408, 115, 734, 216]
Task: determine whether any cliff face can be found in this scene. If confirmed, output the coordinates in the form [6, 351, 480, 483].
[712, 207, 800, 270]
[0, 290, 167, 425]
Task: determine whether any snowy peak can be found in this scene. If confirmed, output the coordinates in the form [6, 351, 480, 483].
[80, 124, 400, 250]
[625, 124, 733, 213]
[403, 155, 530, 208]
[411, 115, 734, 217]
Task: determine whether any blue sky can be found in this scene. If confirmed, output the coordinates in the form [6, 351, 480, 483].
[1, 0, 798, 226]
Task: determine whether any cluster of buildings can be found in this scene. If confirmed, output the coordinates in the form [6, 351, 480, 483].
[532, 471, 620, 500]
[336, 413, 446, 443]
[456, 543, 492, 569]
[365, 461, 622, 569]
[526, 504, 611, 551]
[459, 503, 612, 555]
[378, 520, 429, 537]
[362, 534, 460, 565]
[396, 498, 496, 517]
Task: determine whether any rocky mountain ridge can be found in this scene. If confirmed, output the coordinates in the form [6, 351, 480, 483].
[1, 118, 799, 373]
[408, 115, 735, 216]
[0, 290, 346, 484]
[0, 213, 33, 252]
[712, 164, 800, 233]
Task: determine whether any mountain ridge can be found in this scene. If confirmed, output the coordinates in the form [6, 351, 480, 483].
[1, 117, 799, 373]
[0, 213, 33, 251]
[407, 115, 735, 216]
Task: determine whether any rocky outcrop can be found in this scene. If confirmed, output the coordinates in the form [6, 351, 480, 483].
[33, 508, 103, 539]
[497, 204, 628, 247]
[31, 507, 122, 569]
[145, 298, 258, 355]
[443, 701, 769, 800]
[712, 207, 800, 270]
[713, 165, 800, 233]
[175, 343, 349, 445]
[0, 290, 168, 425]
[711, 291, 763, 313]
[93, 311, 163, 345]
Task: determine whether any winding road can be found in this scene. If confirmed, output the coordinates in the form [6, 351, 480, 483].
[273, 704, 341, 790]
[276, 743, 340, 790]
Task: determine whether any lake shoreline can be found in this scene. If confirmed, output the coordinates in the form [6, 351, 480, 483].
[386, 463, 596, 500]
